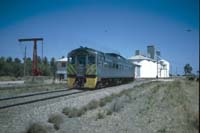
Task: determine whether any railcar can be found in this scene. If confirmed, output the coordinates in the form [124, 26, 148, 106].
[67, 47, 134, 89]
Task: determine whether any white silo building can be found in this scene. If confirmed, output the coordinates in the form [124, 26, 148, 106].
[129, 45, 170, 78]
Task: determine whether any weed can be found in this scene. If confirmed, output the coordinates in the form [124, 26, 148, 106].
[157, 128, 167, 133]
[109, 99, 123, 112]
[106, 109, 112, 115]
[99, 95, 114, 107]
[99, 98, 107, 107]
[68, 108, 85, 118]
[27, 123, 48, 133]
[62, 107, 71, 115]
[96, 110, 106, 119]
[86, 100, 100, 110]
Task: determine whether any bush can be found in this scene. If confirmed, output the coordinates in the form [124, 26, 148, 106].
[63, 107, 86, 118]
[188, 76, 195, 81]
[62, 107, 71, 115]
[106, 109, 112, 115]
[86, 100, 100, 110]
[27, 123, 48, 133]
[96, 110, 106, 119]
[68, 108, 85, 118]
[48, 114, 64, 130]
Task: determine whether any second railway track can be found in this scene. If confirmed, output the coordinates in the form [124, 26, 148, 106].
[0, 89, 86, 110]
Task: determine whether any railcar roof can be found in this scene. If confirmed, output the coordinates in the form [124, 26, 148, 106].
[105, 53, 126, 60]
[68, 47, 126, 60]
[68, 47, 101, 56]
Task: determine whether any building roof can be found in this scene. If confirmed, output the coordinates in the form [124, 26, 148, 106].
[57, 57, 68, 62]
[133, 62, 141, 66]
[128, 55, 155, 61]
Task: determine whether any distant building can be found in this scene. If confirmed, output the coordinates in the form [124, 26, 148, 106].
[129, 45, 170, 78]
[56, 57, 68, 80]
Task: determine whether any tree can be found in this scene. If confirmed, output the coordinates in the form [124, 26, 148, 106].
[25, 57, 32, 76]
[50, 57, 57, 81]
[14, 58, 21, 64]
[0, 57, 6, 76]
[39, 56, 50, 76]
[43, 56, 48, 65]
[6, 57, 12, 63]
[184, 64, 192, 75]
[13, 58, 23, 77]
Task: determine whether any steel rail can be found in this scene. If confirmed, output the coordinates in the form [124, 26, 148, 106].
[0, 90, 86, 110]
[0, 89, 71, 101]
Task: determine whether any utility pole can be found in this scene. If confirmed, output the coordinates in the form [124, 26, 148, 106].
[156, 57, 158, 79]
[24, 46, 27, 76]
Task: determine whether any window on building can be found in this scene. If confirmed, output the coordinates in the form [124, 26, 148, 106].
[61, 62, 66, 67]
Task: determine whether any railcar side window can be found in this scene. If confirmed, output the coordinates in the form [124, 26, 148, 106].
[69, 56, 75, 64]
[116, 64, 119, 69]
[88, 55, 95, 64]
[98, 55, 103, 66]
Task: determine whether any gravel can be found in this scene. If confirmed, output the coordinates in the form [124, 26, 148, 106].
[0, 80, 151, 133]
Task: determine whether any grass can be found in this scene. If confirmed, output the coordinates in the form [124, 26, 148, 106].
[0, 76, 18, 81]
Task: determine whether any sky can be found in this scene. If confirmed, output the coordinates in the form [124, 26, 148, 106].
[0, 0, 199, 75]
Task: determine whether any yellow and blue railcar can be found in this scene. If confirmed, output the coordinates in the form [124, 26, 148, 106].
[67, 47, 134, 89]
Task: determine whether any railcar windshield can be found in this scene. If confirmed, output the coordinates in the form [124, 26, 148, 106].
[88, 55, 95, 64]
[77, 55, 86, 65]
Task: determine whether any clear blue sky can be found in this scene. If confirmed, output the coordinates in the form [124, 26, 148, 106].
[0, 0, 199, 75]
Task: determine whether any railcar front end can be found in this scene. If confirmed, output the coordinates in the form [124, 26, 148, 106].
[67, 47, 98, 89]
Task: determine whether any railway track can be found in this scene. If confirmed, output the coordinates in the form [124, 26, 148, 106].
[0, 79, 160, 110]
[0, 89, 70, 101]
[0, 89, 86, 110]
